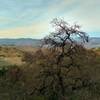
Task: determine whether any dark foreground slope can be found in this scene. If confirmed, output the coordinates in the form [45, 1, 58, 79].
[0, 46, 100, 100]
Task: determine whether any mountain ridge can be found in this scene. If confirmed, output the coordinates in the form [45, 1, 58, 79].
[0, 38, 41, 47]
[0, 37, 99, 48]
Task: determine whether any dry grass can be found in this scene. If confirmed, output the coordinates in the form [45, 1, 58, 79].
[0, 46, 41, 65]
[0, 46, 100, 100]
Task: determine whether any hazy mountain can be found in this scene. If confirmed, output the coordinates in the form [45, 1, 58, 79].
[85, 37, 100, 48]
[0, 38, 41, 47]
[0, 37, 100, 48]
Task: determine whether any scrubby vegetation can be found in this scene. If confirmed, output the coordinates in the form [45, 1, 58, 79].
[0, 46, 100, 100]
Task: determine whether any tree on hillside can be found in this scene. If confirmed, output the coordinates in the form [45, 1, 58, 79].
[32, 18, 89, 100]
[43, 18, 88, 53]
[42, 18, 89, 98]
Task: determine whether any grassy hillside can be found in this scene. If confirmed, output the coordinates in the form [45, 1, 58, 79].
[0, 46, 24, 66]
[0, 46, 100, 100]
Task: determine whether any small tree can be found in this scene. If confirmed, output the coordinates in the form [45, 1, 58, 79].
[33, 18, 89, 99]
[44, 18, 88, 92]
[43, 18, 88, 53]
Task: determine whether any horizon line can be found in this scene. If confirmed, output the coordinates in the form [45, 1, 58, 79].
[0, 36, 100, 39]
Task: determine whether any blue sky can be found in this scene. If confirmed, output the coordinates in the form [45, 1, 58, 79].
[0, 0, 100, 38]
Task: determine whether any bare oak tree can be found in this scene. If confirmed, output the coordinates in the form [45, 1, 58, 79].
[43, 18, 89, 98]
[43, 18, 88, 53]
[32, 18, 89, 100]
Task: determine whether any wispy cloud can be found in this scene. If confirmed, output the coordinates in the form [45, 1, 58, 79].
[0, 20, 50, 38]
[0, 0, 99, 38]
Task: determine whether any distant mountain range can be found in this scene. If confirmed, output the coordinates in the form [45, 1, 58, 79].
[0, 38, 41, 47]
[0, 37, 100, 48]
[85, 37, 100, 48]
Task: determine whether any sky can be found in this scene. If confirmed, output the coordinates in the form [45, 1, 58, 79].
[0, 0, 100, 39]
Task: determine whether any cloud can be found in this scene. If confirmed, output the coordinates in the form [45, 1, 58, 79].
[59, 0, 100, 33]
[0, 0, 100, 38]
[0, 20, 50, 38]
